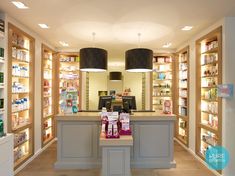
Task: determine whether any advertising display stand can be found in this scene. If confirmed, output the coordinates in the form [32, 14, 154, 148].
[60, 88, 78, 114]
[100, 112, 133, 176]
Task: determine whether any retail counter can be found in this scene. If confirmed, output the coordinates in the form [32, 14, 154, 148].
[54, 112, 176, 169]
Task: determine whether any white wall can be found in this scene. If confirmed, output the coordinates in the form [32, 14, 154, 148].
[123, 72, 142, 110]
[6, 15, 55, 154]
[89, 72, 108, 110]
[222, 17, 235, 176]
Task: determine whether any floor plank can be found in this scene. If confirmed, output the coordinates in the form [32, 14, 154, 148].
[16, 142, 216, 176]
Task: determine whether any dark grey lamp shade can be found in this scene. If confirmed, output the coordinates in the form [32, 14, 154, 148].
[80, 47, 107, 72]
[125, 48, 153, 72]
[109, 71, 122, 81]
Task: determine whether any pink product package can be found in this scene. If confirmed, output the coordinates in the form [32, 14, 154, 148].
[119, 113, 132, 135]
[105, 120, 120, 138]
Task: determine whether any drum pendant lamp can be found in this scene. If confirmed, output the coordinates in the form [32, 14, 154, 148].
[109, 71, 122, 81]
[80, 47, 107, 72]
[125, 48, 153, 72]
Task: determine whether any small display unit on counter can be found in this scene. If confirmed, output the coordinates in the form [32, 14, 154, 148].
[100, 112, 131, 139]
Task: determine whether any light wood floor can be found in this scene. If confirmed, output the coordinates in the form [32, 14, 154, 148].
[16, 141, 216, 176]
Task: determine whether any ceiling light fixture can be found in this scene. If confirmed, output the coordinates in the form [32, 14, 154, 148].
[38, 24, 49, 29]
[80, 32, 107, 72]
[109, 72, 122, 81]
[125, 33, 153, 72]
[59, 41, 69, 47]
[163, 43, 172, 48]
[181, 26, 193, 31]
[12, 1, 29, 9]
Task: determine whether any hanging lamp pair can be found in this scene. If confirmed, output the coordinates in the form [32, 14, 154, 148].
[79, 33, 153, 72]
[80, 47, 153, 72]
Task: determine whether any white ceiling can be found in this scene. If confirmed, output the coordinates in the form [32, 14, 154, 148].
[1, 0, 235, 58]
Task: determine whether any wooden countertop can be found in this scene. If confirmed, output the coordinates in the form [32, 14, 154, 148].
[99, 135, 133, 146]
[56, 111, 176, 121]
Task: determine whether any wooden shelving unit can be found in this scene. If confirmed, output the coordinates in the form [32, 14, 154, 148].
[196, 27, 222, 170]
[175, 46, 190, 147]
[7, 23, 35, 169]
[152, 54, 175, 112]
[56, 53, 81, 114]
[0, 17, 5, 129]
[41, 44, 56, 147]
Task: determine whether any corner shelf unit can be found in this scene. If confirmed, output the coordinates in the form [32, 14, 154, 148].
[152, 54, 175, 112]
[41, 44, 56, 147]
[7, 23, 35, 169]
[196, 27, 222, 166]
[56, 53, 81, 113]
[175, 46, 190, 147]
[0, 17, 5, 127]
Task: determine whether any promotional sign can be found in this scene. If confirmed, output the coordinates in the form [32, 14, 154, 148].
[217, 84, 233, 98]
[206, 146, 230, 170]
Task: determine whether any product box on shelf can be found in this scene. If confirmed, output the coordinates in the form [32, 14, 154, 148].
[0, 19, 4, 34]
[0, 48, 4, 59]
[0, 119, 4, 137]
[119, 113, 131, 135]
[163, 100, 172, 114]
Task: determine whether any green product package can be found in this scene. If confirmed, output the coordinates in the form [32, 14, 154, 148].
[0, 119, 4, 137]
[0, 72, 3, 83]
[0, 48, 4, 57]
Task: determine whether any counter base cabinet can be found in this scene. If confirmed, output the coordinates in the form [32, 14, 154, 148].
[55, 116, 176, 170]
[102, 147, 131, 176]
[0, 134, 14, 176]
[131, 122, 176, 168]
[55, 121, 100, 169]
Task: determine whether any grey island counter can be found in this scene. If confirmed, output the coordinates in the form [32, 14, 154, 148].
[54, 112, 176, 170]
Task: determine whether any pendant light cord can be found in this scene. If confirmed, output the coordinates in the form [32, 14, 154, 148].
[138, 33, 141, 48]
[92, 32, 96, 47]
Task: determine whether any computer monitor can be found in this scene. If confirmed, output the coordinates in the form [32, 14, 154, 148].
[98, 96, 112, 110]
[122, 96, 137, 112]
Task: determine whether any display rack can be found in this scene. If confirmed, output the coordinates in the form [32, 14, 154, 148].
[7, 23, 35, 169]
[41, 44, 55, 147]
[152, 54, 174, 112]
[175, 46, 190, 147]
[56, 53, 81, 114]
[0, 18, 5, 129]
[196, 27, 222, 169]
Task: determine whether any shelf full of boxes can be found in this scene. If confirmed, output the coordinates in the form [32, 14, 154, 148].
[196, 27, 222, 173]
[152, 54, 174, 112]
[0, 18, 5, 137]
[41, 44, 56, 147]
[57, 53, 80, 114]
[175, 46, 190, 147]
[7, 23, 35, 169]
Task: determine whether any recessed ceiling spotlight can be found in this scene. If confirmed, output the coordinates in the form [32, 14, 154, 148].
[181, 26, 193, 31]
[163, 43, 172, 48]
[59, 41, 69, 47]
[12, 1, 29, 9]
[38, 24, 49, 29]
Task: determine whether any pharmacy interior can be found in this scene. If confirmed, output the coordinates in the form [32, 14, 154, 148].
[0, 2, 235, 176]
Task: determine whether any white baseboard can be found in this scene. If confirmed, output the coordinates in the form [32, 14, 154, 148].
[174, 137, 189, 150]
[174, 138, 222, 176]
[14, 138, 57, 175]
